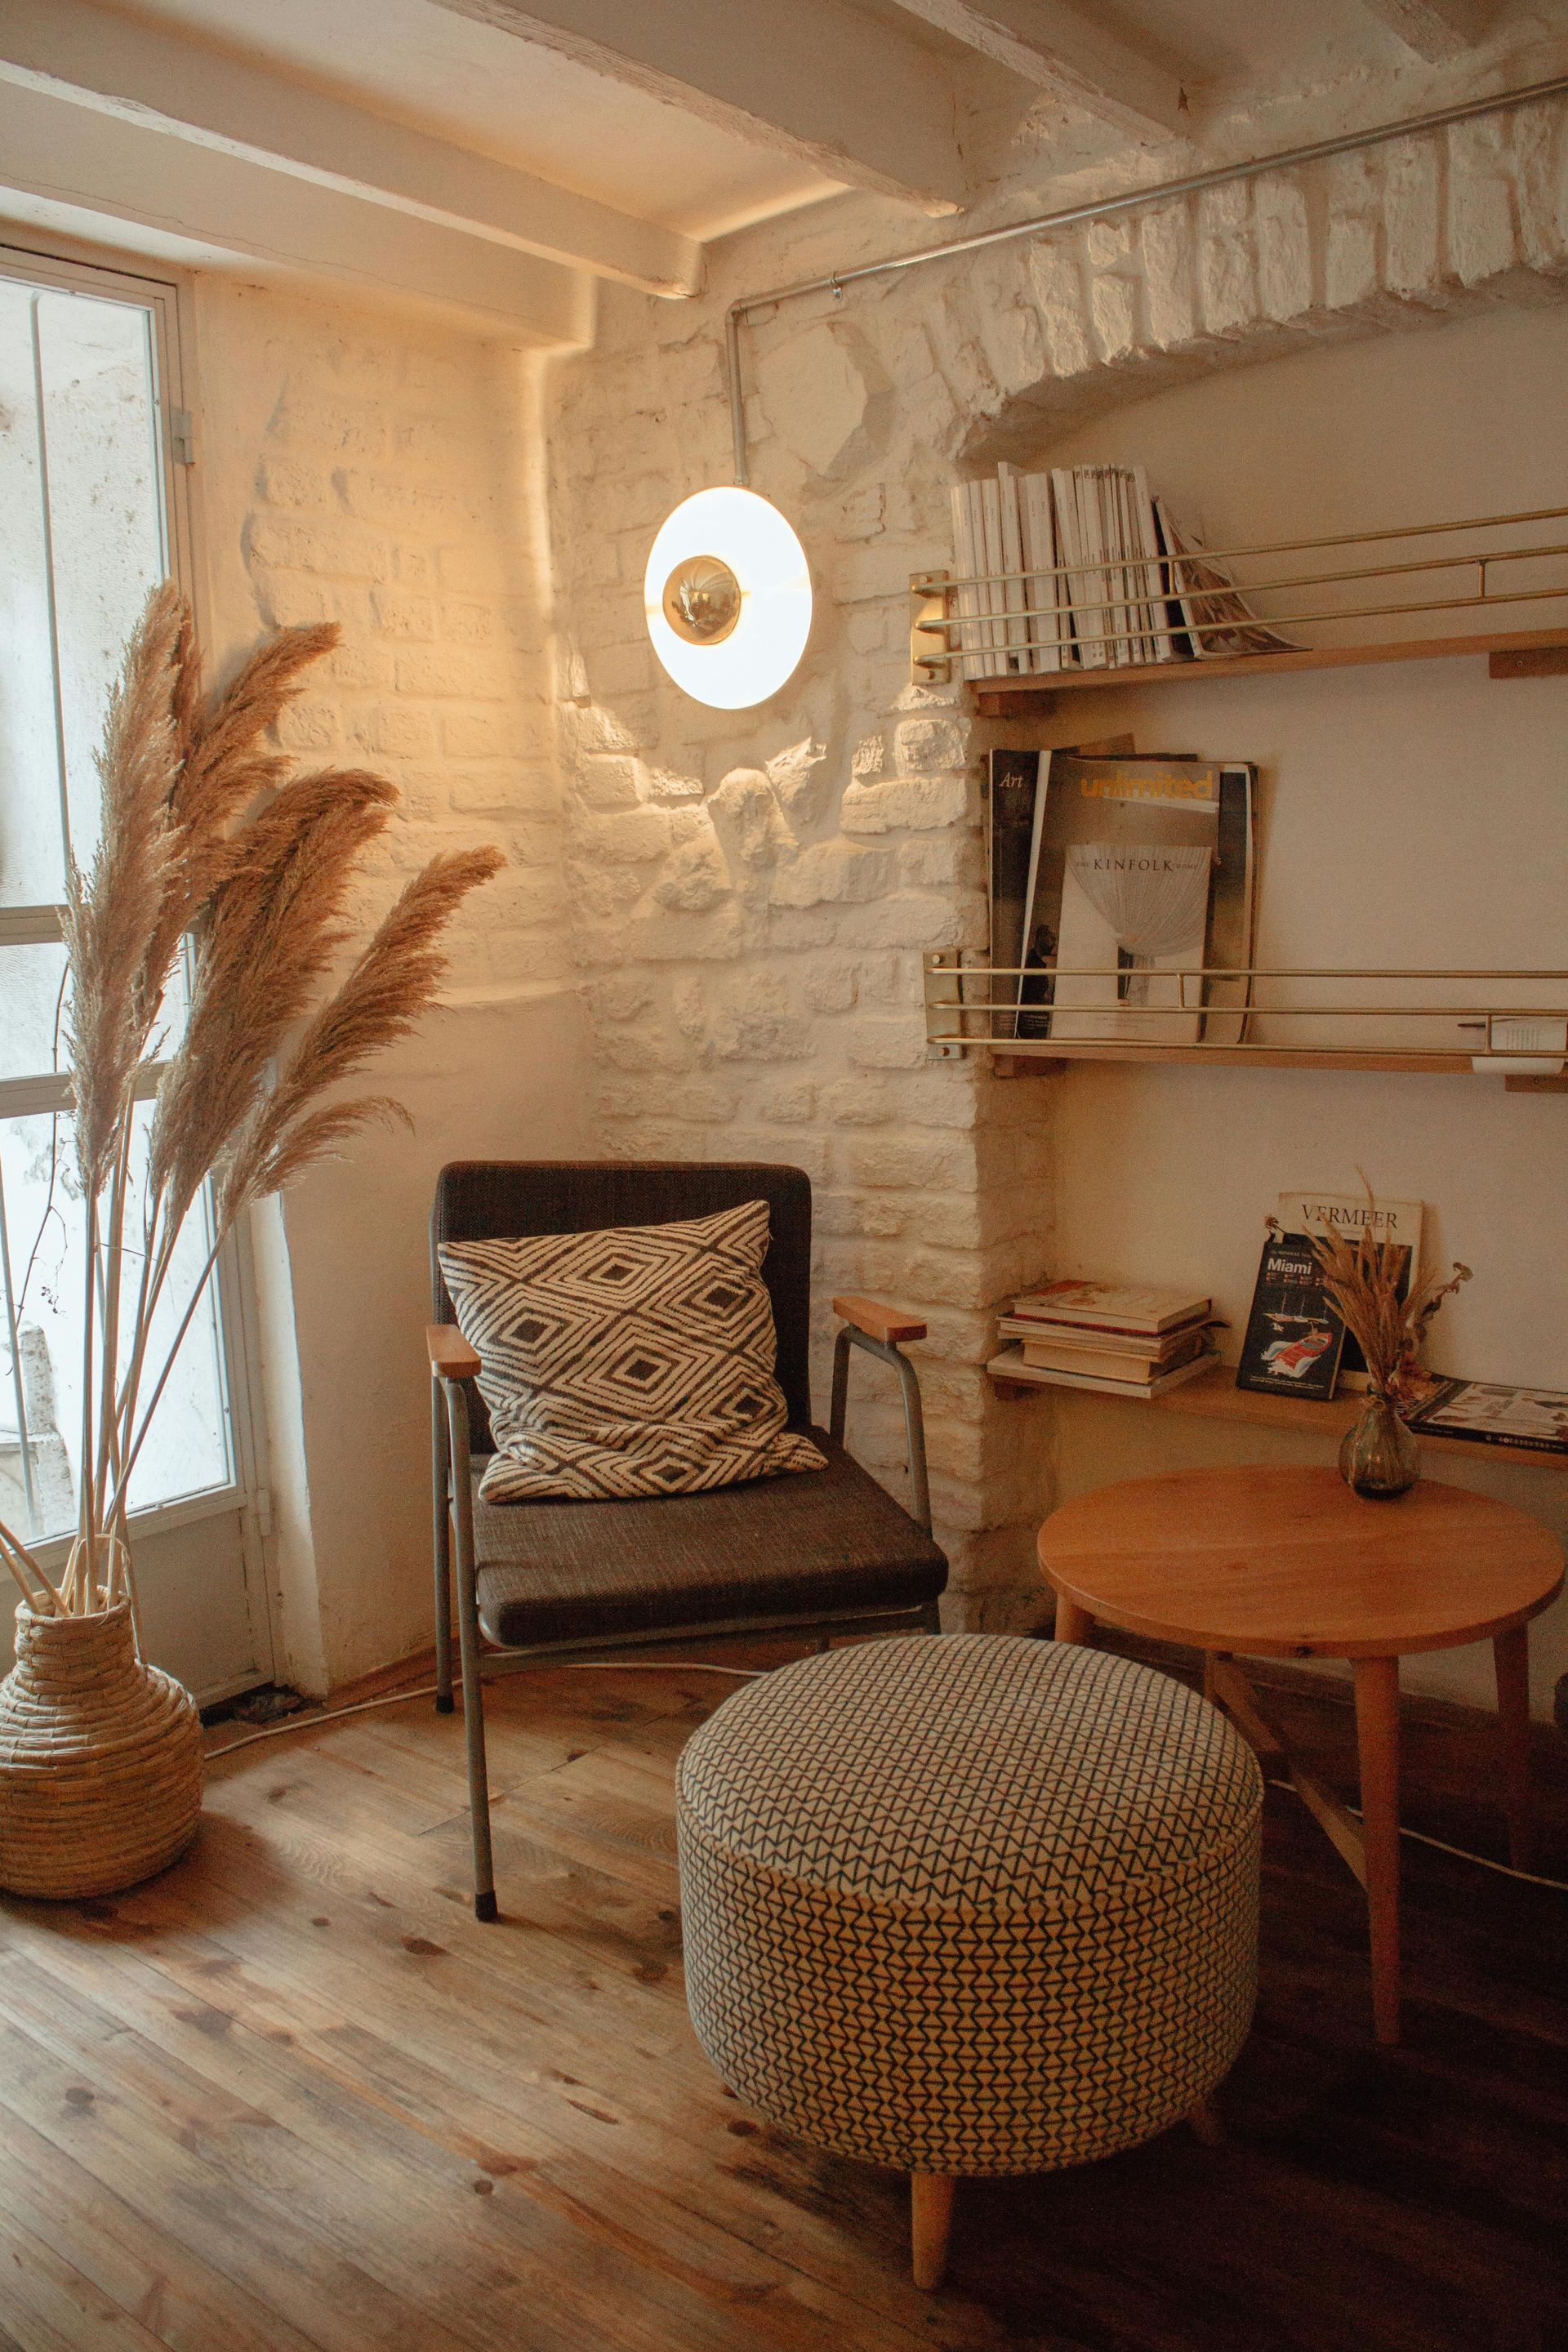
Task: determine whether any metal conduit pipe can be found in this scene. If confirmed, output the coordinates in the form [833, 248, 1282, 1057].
[724, 69, 1568, 486]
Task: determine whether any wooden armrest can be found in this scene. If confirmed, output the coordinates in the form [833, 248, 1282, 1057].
[427, 1323, 480, 1381]
[833, 1294, 927, 1346]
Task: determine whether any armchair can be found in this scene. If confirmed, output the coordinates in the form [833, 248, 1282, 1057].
[428, 1160, 947, 1918]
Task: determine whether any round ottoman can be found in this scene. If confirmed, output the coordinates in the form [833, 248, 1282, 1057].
[676, 1633, 1263, 2289]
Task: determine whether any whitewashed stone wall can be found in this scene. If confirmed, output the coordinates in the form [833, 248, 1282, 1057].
[545, 98, 1568, 1628]
[195, 281, 586, 1689]
[200, 282, 567, 985]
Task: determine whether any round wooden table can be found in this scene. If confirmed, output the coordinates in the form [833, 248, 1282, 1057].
[1036, 1465, 1564, 2046]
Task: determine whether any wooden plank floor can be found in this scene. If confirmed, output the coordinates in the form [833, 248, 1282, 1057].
[1, 1638, 1565, 2352]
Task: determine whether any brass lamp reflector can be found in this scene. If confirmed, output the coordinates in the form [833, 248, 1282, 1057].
[662, 554, 742, 645]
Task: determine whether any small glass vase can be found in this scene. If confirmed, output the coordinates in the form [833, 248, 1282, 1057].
[1339, 1389, 1419, 1500]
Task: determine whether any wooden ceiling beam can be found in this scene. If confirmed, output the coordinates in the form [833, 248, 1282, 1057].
[0, 0, 697, 297]
[1352, 0, 1502, 63]
[883, 0, 1187, 140]
[426, 0, 970, 213]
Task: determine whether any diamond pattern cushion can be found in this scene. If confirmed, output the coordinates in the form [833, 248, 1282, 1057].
[677, 1636, 1263, 2178]
[470, 1429, 947, 1650]
[439, 1198, 825, 1503]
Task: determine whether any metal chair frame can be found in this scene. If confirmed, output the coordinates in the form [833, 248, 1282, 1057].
[431, 1282, 938, 1922]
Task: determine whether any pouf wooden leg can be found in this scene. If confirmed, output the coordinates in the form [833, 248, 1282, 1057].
[911, 2172, 955, 2292]
[1188, 2096, 1226, 2147]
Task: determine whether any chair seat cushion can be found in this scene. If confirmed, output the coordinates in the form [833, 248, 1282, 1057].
[470, 1430, 947, 1650]
[439, 1198, 825, 1503]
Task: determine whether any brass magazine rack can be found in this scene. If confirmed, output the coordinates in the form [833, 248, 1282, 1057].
[910, 501, 1568, 711]
[923, 951, 1568, 1088]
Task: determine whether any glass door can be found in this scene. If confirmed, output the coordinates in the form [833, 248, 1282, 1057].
[0, 242, 273, 1701]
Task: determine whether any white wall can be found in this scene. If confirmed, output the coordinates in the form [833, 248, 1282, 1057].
[193, 277, 589, 1691]
[1032, 301, 1568, 1714]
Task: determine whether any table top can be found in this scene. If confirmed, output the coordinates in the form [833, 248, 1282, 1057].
[1036, 1466, 1564, 1659]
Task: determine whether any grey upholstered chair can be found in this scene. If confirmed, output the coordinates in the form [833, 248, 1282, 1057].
[426, 1160, 948, 1918]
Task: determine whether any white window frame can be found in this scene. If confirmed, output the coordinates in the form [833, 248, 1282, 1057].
[0, 229, 274, 1655]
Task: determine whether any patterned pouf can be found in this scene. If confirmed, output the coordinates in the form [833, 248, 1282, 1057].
[676, 1633, 1263, 2289]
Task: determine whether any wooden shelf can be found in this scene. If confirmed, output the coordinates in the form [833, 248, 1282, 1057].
[970, 626, 1568, 718]
[992, 1356, 1568, 1476]
[982, 1042, 1568, 1089]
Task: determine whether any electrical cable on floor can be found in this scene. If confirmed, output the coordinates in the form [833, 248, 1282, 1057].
[1264, 1778, 1568, 1893]
[203, 1660, 763, 1759]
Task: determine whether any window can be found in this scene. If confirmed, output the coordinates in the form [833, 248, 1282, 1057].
[0, 245, 234, 1548]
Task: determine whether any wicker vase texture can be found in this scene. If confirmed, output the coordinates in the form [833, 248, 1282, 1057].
[0, 1599, 203, 1899]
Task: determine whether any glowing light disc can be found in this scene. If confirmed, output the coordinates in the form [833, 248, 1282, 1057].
[644, 488, 812, 709]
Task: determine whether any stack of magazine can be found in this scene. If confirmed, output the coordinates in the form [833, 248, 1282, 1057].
[991, 1281, 1217, 1398]
[986, 743, 1257, 1047]
[948, 462, 1295, 680]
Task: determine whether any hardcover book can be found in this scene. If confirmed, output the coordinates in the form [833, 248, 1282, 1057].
[987, 1344, 1215, 1400]
[1235, 1229, 1348, 1401]
[1009, 1281, 1211, 1337]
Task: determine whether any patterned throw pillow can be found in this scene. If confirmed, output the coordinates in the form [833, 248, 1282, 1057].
[439, 1198, 826, 1503]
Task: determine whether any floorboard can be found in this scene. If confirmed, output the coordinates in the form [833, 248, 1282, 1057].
[0, 1639, 1563, 2352]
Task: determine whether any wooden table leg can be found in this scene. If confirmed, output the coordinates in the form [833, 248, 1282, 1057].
[1053, 1594, 1091, 1645]
[1493, 1624, 1535, 1874]
[1354, 1656, 1402, 2047]
[911, 2173, 955, 2292]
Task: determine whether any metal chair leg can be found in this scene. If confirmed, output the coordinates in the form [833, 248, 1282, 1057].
[445, 1385, 497, 1921]
[432, 1384, 454, 1714]
[831, 1323, 933, 1535]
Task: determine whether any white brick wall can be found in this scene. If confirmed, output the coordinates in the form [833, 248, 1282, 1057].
[541, 95, 1568, 1630]
[194, 282, 587, 1688]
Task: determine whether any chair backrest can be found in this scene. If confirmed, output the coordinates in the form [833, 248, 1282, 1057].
[430, 1160, 815, 1452]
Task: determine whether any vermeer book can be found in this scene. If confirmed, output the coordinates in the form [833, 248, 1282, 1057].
[1235, 1229, 1347, 1401]
[1403, 1380, 1568, 1454]
[1014, 755, 1255, 1045]
[1277, 1192, 1423, 1389]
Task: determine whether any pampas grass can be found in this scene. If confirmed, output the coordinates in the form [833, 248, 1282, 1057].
[0, 586, 502, 1622]
[1303, 1183, 1472, 1405]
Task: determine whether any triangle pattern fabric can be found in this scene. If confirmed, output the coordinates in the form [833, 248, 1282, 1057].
[677, 1637, 1263, 2178]
[439, 1197, 825, 1502]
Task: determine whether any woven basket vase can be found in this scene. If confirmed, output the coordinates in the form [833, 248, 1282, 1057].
[0, 1599, 203, 1900]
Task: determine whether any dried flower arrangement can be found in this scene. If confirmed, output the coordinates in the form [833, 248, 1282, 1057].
[0, 585, 501, 1628]
[1303, 1191, 1472, 1408]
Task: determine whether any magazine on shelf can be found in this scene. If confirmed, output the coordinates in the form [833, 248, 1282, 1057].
[1276, 1192, 1423, 1390]
[987, 749, 1042, 1037]
[1154, 499, 1299, 658]
[1130, 466, 1176, 663]
[1402, 1379, 1568, 1455]
[1008, 1281, 1211, 1337]
[987, 1344, 1216, 1400]
[1018, 469, 1068, 672]
[947, 483, 985, 679]
[1235, 1228, 1347, 1401]
[1050, 468, 1104, 668]
[996, 463, 1031, 672]
[1013, 754, 1257, 1045]
[978, 476, 1008, 667]
[998, 1325, 1214, 1384]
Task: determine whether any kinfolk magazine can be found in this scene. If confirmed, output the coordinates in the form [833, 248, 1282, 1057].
[1002, 753, 1256, 1045]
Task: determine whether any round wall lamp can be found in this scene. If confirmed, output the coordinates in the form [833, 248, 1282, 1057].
[643, 487, 812, 709]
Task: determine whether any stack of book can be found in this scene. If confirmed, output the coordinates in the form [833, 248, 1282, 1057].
[989, 1281, 1216, 1398]
[947, 461, 1295, 681]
